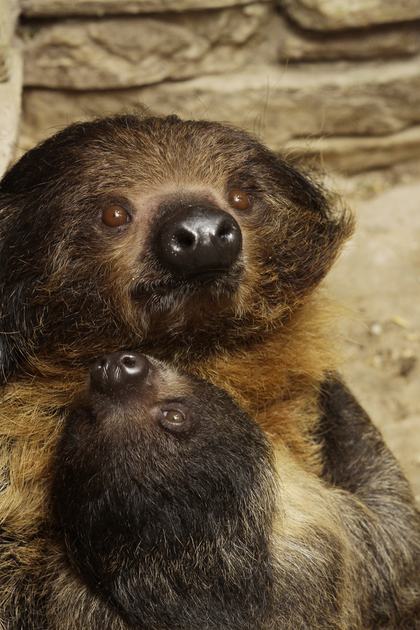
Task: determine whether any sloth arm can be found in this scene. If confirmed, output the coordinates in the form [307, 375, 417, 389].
[311, 377, 420, 627]
[316, 375, 413, 500]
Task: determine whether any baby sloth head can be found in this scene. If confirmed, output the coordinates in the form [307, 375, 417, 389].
[54, 351, 278, 630]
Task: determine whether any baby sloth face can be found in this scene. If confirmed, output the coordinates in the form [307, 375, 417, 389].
[54, 351, 278, 630]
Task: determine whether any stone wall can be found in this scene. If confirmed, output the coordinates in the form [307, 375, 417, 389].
[0, 0, 22, 175]
[2, 0, 420, 177]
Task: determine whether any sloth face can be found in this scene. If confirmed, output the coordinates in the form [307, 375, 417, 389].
[0, 115, 352, 378]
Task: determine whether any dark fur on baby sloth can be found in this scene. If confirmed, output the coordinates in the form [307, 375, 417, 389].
[54, 352, 279, 629]
[0, 114, 420, 627]
[45, 354, 420, 628]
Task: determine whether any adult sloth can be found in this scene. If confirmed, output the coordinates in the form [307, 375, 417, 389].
[0, 114, 419, 628]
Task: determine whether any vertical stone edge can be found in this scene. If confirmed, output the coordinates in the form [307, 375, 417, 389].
[0, 0, 20, 81]
[0, 47, 23, 178]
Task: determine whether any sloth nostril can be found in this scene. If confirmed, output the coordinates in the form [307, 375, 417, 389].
[174, 228, 195, 251]
[122, 355, 136, 368]
[218, 221, 237, 242]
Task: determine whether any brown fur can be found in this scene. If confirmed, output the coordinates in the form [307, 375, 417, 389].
[8, 354, 420, 629]
[0, 114, 419, 627]
[0, 115, 352, 463]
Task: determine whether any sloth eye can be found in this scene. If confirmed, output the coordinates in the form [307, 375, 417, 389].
[228, 189, 249, 211]
[73, 411, 95, 439]
[102, 205, 129, 228]
[159, 407, 188, 433]
[78, 420, 93, 438]
[163, 410, 185, 425]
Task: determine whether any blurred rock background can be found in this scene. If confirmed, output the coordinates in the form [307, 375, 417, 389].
[1, 0, 420, 497]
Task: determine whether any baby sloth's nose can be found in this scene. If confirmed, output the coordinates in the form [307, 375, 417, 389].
[90, 351, 150, 395]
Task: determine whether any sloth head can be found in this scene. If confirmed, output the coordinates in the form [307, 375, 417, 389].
[0, 114, 353, 380]
[54, 350, 278, 629]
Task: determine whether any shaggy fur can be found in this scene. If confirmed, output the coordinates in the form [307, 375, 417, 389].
[0, 114, 419, 627]
[0, 114, 352, 463]
[10, 352, 420, 629]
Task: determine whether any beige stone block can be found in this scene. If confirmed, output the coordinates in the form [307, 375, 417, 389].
[277, 0, 420, 30]
[0, 48, 23, 176]
[285, 125, 420, 174]
[0, 0, 19, 82]
[19, 57, 420, 172]
[80, 57, 420, 140]
[276, 13, 420, 61]
[21, 4, 274, 89]
[20, 0, 264, 17]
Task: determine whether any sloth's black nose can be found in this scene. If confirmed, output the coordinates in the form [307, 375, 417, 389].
[90, 351, 150, 394]
[154, 204, 242, 281]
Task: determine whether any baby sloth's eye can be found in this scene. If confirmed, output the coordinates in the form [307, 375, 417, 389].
[73, 410, 95, 439]
[159, 406, 189, 433]
[228, 189, 249, 211]
[163, 410, 185, 425]
[102, 205, 129, 228]
[78, 420, 93, 438]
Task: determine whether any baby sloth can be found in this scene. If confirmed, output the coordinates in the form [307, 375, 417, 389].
[48, 352, 420, 630]
[54, 351, 278, 630]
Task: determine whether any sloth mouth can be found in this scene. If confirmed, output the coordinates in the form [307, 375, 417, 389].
[181, 268, 230, 284]
[131, 267, 243, 308]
